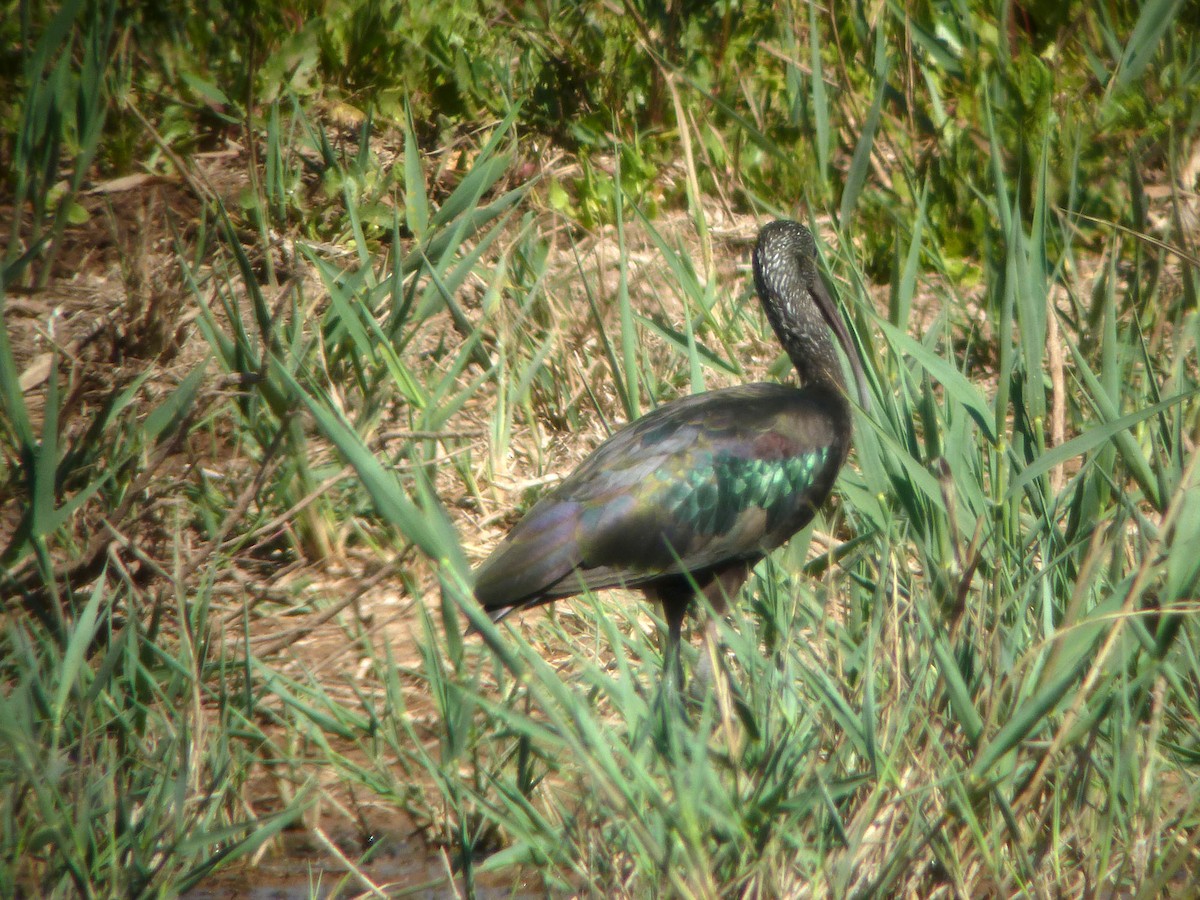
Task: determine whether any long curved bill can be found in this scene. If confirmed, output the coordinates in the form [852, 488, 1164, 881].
[811, 277, 870, 411]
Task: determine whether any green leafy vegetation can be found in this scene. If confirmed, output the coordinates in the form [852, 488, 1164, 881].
[2, 0, 1199, 896]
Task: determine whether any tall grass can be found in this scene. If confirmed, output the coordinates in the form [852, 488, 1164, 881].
[278, 6, 1200, 896]
[1, 1, 1198, 897]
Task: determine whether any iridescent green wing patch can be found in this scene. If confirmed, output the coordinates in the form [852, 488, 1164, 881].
[656, 447, 832, 536]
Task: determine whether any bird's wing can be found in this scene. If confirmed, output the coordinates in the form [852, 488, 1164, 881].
[472, 384, 848, 616]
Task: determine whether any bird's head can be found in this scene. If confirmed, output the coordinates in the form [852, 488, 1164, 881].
[752, 220, 870, 410]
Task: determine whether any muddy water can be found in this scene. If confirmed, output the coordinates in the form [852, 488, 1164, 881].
[183, 829, 540, 899]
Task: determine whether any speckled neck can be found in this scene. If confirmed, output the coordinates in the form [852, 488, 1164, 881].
[752, 221, 846, 400]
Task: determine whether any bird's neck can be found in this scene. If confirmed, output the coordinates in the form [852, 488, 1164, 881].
[770, 313, 848, 403]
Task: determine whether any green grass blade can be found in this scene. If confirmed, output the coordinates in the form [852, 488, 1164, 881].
[272, 359, 467, 574]
[0, 297, 35, 451]
[144, 360, 208, 445]
[838, 23, 889, 227]
[1113, 0, 1185, 91]
[50, 575, 105, 747]
[1004, 391, 1196, 502]
[808, 1, 830, 184]
[404, 106, 430, 239]
[876, 318, 997, 445]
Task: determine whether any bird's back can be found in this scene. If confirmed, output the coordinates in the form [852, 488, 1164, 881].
[473, 381, 851, 620]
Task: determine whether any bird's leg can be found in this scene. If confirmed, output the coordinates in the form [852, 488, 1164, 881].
[643, 586, 691, 737]
[658, 588, 690, 693]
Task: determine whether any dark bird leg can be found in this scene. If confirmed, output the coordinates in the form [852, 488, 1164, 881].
[643, 584, 692, 736]
[646, 562, 756, 696]
[649, 563, 753, 731]
[652, 584, 692, 693]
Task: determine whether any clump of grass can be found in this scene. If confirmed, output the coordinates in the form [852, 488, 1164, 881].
[272, 7, 1200, 897]
[0, 579, 309, 897]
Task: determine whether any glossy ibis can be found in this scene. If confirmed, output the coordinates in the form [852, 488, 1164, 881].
[473, 220, 869, 681]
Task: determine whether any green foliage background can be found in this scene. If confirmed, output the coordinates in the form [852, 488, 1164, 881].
[2, 0, 1200, 896]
